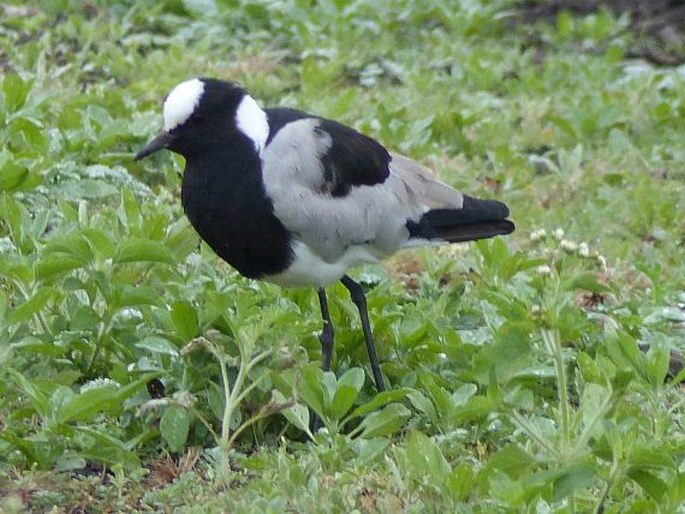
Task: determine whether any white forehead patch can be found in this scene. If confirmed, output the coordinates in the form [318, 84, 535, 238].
[235, 95, 269, 154]
[163, 78, 205, 131]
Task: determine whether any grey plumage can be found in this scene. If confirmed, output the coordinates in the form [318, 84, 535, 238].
[262, 118, 483, 270]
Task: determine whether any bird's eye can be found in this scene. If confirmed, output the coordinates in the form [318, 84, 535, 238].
[189, 113, 206, 125]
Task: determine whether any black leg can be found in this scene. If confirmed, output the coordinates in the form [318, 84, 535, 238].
[317, 288, 334, 372]
[311, 288, 335, 433]
[340, 275, 386, 392]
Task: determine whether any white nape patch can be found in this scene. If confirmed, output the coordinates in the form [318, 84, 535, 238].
[265, 241, 379, 289]
[235, 95, 269, 154]
[163, 78, 205, 131]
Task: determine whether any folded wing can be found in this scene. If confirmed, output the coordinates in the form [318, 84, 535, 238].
[261, 113, 514, 264]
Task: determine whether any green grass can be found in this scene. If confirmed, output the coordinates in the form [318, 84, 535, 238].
[1, 1, 684, 512]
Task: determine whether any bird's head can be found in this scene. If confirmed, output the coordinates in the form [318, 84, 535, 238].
[135, 77, 269, 160]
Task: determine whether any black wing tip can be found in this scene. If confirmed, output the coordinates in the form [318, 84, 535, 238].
[496, 218, 516, 234]
[406, 195, 515, 243]
[407, 218, 515, 243]
[462, 194, 510, 219]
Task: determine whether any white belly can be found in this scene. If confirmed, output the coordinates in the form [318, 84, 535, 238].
[265, 241, 379, 288]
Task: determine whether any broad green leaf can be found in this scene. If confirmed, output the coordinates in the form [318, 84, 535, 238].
[446, 463, 476, 502]
[487, 445, 536, 477]
[451, 383, 478, 406]
[346, 388, 411, 420]
[337, 367, 365, 391]
[547, 115, 577, 138]
[43, 232, 93, 262]
[669, 472, 685, 507]
[58, 386, 120, 423]
[54, 453, 87, 473]
[36, 256, 87, 281]
[121, 188, 142, 233]
[111, 285, 164, 309]
[182, 0, 219, 17]
[630, 447, 676, 470]
[407, 389, 437, 423]
[520, 469, 564, 501]
[358, 403, 410, 438]
[644, 343, 670, 387]
[330, 368, 365, 420]
[672, 366, 685, 385]
[3, 73, 32, 112]
[206, 382, 224, 421]
[577, 351, 602, 383]
[0, 193, 26, 250]
[0, 161, 28, 191]
[579, 384, 611, 440]
[57, 179, 119, 200]
[0, 289, 5, 325]
[472, 322, 533, 384]
[320, 371, 337, 408]
[113, 238, 175, 264]
[628, 469, 667, 501]
[10, 370, 49, 417]
[329, 384, 359, 422]
[59, 374, 156, 423]
[273, 390, 311, 438]
[0, 431, 45, 467]
[570, 273, 612, 293]
[8, 287, 54, 325]
[406, 431, 451, 481]
[82, 227, 115, 259]
[299, 364, 326, 420]
[7, 116, 46, 149]
[160, 406, 191, 452]
[552, 463, 596, 500]
[451, 395, 493, 425]
[418, 374, 453, 418]
[74, 426, 141, 468]
[48, 386, 75, 426]
[352, 437, 388, 465]
[171, 301, 199, 341]
[604, 330, 644, 373]
[135, 336, 179, 357]
[70, 306, 101, 331]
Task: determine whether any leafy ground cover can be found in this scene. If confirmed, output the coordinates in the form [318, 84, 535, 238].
[1, 1, 684, 512]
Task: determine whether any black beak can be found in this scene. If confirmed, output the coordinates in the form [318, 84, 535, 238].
[134, 132, 176, 160]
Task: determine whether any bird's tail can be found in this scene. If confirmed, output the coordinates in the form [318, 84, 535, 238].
[406, 195, 515, 243]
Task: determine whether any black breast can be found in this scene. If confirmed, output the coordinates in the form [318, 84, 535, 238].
[180, 146, 294, 279]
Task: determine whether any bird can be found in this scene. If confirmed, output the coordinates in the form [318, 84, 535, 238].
[135, 77, 515, 393]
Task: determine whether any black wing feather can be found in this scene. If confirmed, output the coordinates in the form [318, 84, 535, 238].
[265, 108, 391, 197]
[315, 119, 391, 196]
[407, 195, 515, 242]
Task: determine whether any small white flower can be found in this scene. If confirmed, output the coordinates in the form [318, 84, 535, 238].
[531, 304, 542, 315]
[561, 240, 578, 253]
[536, 265, 553, 276]
[185, 252, 202, 267]
[578, 242, 590, 258]
[0, 237, 16, 253]
[80, 378, 120, 393]
[553, 228, 565, 241]
[596, 254, 607, 272]
[119, 307, 142, 321]
[530, 229, 547, 241]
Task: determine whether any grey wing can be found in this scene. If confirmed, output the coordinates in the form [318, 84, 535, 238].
[260, 118, 464, 263]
